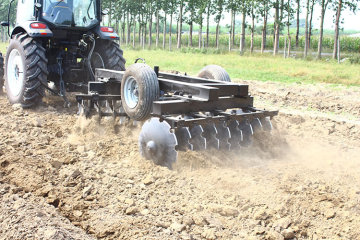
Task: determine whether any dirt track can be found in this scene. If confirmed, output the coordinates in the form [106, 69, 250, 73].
[0, 80, 360, 240]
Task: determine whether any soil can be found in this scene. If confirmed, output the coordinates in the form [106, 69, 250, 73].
[0, 80, 360, 240]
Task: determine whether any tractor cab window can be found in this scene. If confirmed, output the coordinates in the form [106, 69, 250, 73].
[42, 0, 97, 28]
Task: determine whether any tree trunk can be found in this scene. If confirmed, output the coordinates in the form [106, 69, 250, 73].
[199, 15, 203, 49]
[250, 9, 255, 53]
[317, 0, 329, 59]
[126, 11, 130, 45]
[274, 0, 284, 55]
[309, 0, 315, 49]
[156, 9, 160, 48]
[261, 2, 268, 54]
[273, 0, 279, 52]
[240, 8, 246, 54]
[215, 22, 220, 49]
[163, 14, 167, 49]
[295, 0, 300, 48]
[304, 0, 310, 58]
[230, 9, 234, 50]
[206, 3, 211, 48]
[333, 0, 342, 59]
[149, 13, 153, 47]
[287, 0, 291, 57]
[169, 13, 173, 50]
[133, 18, 136, 48]
[232, 10, 236, 46]
[189, 22, 193, 47]
[177, 1, 184, 49]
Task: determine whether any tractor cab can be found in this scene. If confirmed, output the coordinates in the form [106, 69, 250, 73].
[41, 0, 99, 28]
[15, 0, 101, 29]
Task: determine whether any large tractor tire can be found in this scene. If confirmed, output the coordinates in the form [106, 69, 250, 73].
[198, 65, 231, 82]
[121, 63, 160, 121]
[5, 33, 48, 108]
[0, 53, 4, 93]
[93, 40, 126, 71]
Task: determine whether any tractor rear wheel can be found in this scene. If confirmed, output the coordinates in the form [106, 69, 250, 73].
[94, 40, 126, 71]
[0, 53, 4, 93]
[5, 33, 48, 108]
[121, 63, 160, 121]
[197, 65, 231, 82]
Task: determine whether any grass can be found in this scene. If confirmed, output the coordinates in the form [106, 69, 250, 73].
[124, 47, 360, 86]
[1, 42, 359, 86]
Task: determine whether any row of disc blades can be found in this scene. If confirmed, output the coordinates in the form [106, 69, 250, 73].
[139, 116, 273, 169]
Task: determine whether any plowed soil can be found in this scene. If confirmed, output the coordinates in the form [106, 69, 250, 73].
[0, 80, 360, 240]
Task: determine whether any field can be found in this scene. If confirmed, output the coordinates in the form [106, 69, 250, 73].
[1, 41, 360, 239]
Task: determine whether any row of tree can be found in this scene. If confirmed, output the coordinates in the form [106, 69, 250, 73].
[102, 0, 359, 59]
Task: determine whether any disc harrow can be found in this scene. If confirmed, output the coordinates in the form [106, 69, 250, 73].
[76, 63, 278, 169]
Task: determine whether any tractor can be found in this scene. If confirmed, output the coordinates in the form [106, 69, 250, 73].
[1, 0, 124, 107]
[1, 0, 278, 169]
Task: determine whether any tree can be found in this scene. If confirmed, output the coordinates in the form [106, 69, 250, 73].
[304, 0, 310, 57]
[177, 0, 184, 49]
[285, 0, 295, 57]
[214, 0, 225, 49]
[195, 0, 208, 48]
[259, 0, 271, 54]
[295, 0, 301, 48]
[332, 0, 358, 59]
[239, 0, 249, 54]
[317, 0, 331, 59]
[273, 0, 285, 55]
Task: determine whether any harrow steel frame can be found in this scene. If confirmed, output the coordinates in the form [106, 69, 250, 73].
[75, 67, 278, 123]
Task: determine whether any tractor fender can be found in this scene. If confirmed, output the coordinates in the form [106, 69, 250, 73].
[94, 25, 119, 41]
[11, 21, 53, 38]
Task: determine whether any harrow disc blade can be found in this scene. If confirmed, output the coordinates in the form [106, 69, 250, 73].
[175, 127, 193, 151]
[228, 120, 243, 150]
[215, 121, 231, 150]
[260, 117, 273, 132]
[239, 120, 253, 147]
[139, 118, 178, 169]
[202, 124, 220, 149]
[251, 118, 263, 134]
[189, 125, 207, 151]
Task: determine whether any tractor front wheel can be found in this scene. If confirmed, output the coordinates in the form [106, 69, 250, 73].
[5, 33, 48, 108]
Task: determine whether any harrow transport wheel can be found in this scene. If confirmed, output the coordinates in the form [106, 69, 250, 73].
[94, 39, 126, 71]
[0, 53, 4, 93]
[5, 33, 48, 108]
[121, 63, 160, 121]
[197, 65, 231, 82]
[139, 118, 178, 169]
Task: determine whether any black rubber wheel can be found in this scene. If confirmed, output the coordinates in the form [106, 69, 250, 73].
[121, 63, 159, 121]
[197, 65, 231, 82]
[0, 52, 4, 93]
[94, 39, 126, 71]
[5, 33, 48, 107]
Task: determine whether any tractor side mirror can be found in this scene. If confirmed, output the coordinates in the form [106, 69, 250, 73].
[101, 9, 109, 15]
[1, 21, 9, 27]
